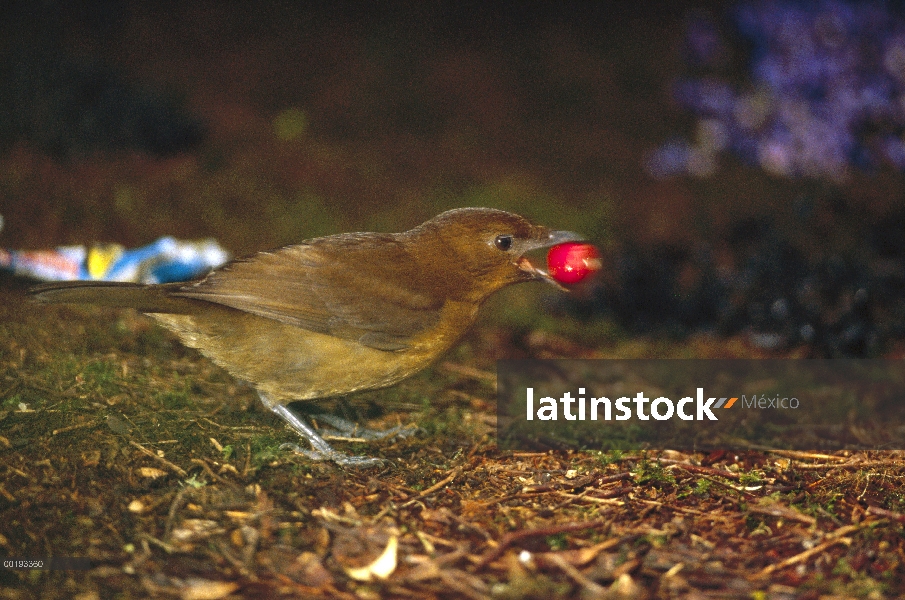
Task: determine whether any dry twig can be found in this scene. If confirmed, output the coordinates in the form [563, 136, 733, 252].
[756, 525, 861, 577]
[130, 440, 187, 477]
[474, 519, 610, 570]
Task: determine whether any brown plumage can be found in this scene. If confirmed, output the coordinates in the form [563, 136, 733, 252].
[32, 207, 582, 465]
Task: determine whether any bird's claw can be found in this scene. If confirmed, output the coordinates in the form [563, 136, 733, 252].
[313, 414, 420, 441]
[279, 442, 387, 467]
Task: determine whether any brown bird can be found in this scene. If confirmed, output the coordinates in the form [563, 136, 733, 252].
[31, 207, 582, 465]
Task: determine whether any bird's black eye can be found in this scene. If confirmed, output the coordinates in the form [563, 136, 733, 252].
[494, 234, 513, 251]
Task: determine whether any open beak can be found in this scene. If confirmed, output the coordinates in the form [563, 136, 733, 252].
[517, 229, 587, 289]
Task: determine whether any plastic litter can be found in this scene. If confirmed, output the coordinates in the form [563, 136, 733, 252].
[0, 236, 230, 284]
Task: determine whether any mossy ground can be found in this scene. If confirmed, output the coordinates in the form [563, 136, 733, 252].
[3, 279, 903, 598]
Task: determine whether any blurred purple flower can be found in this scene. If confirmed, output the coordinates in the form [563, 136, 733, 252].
[645, 139, 693, 179]
[649, 0, 905, 180]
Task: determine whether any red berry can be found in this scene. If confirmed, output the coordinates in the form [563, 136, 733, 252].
[547, 242, 601, 285]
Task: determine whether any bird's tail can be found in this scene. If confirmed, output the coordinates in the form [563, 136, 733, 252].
[30, 281, 200, 313]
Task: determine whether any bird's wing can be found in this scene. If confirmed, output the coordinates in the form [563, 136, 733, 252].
[171, 236, 444, 351]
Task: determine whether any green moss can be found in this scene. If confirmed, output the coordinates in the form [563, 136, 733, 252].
[81, 360, 119, 389]
[694, 478, 712, 496]
[153, 389, 194, 411]
[633, 457, 676, 486]
[546, 533, 568, 551]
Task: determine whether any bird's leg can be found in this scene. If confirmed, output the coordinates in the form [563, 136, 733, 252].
[312, 413, 416, 441]
[259, 393, 385, 467]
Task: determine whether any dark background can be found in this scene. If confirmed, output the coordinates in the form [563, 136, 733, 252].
[3, 0, 905, 355]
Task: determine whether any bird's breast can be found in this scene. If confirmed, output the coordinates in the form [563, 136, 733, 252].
[148, 299, 480, 404]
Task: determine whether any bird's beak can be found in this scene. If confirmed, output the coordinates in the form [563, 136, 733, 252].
[516, 229, 588, 289]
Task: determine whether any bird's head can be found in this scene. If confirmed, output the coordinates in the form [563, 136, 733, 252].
[405, 207, 585, 302]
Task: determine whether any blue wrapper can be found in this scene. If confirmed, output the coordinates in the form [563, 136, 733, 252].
[0, 237, 229, 283]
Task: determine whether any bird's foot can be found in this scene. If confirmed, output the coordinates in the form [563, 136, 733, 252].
[279, 443, 386, 467]
[265, 401, 389, 467]
[313, 413, 419, 441]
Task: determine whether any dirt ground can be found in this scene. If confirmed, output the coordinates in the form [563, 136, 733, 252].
[1, 2, 903, 598]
